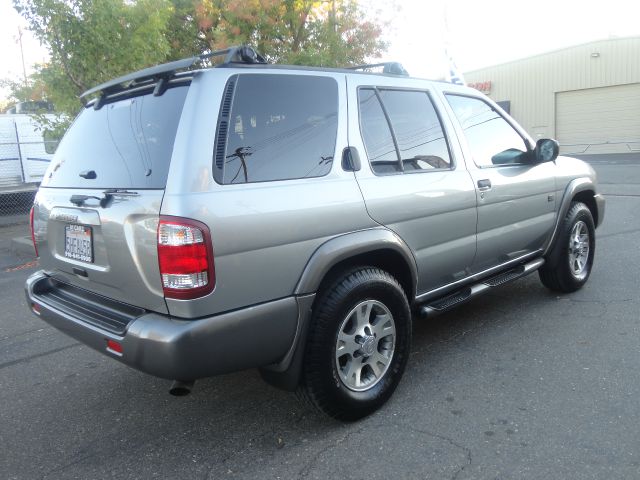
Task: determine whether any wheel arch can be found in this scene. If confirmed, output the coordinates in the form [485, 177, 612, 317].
[572, 189, 599, 227]
[544, 177, 601, 256]
[261, 229, 418, 392]
[294, 228, 418, 301]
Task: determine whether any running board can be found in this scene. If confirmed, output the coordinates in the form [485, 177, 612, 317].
[419, 258, 545, 317]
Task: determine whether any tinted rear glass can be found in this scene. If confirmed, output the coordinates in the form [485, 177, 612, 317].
[41, 85, 188, 189]
[358, 89, 400, 174]
[378, 90, 451, 171]
[219, 74, 338, 184]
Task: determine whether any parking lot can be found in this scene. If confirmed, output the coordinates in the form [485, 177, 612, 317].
[1, 154, 638, 479]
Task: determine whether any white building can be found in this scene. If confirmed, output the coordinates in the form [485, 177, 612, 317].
[464, 37, 640, 154]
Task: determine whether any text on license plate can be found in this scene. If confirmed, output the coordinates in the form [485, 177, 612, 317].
[64, 224, 93, 263]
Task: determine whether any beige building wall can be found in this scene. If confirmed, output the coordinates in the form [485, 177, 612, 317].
[464, 37, 640, 154]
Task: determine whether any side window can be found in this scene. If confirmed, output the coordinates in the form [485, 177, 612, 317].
[446, 94, 528, 168]
[358, 89, 401, 174]
[358, 88, 452, 175]
[219, 74, 338, 184]
[378, 90, 452, 171]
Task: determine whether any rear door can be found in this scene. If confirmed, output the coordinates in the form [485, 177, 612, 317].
[347, 77, 477, 294]
[33, 83, 191, 313]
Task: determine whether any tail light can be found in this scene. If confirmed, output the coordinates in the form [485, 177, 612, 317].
[157, 216, 215, 300]
[29, 206, 38, 257]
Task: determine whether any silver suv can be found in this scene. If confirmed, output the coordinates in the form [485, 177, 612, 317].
[25, 46, 605, 420]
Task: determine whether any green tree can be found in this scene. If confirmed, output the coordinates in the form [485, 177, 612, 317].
[166, 0, 210, 60]
[8, 0, 388, 129]
[0, 99, 13, 113]
[0, 74, 48, 106]
[12, 0, 177, 115]
[196, 0, 387, 67]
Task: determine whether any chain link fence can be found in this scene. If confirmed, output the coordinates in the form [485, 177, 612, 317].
[0, 115, 56, 219]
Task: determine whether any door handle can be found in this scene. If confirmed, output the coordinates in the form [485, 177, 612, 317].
[342, 146, 361, 172]
[477, 179, 492, 191]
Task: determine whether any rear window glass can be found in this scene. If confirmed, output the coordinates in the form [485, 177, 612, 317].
[218, 74, 338, 184]
[41, 85, 189, 189]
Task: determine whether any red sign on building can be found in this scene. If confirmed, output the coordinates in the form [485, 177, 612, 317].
[469, 81, 492, 94]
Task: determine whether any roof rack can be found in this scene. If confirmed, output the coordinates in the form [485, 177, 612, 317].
[348, 62, 409, 76]
[80, 45, 266, 106]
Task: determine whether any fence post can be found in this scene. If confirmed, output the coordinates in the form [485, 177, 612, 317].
[13, 120, 27, 183]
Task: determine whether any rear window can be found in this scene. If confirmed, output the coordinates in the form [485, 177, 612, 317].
[215, 74, 338, 184]
[41, 85, 189, 189]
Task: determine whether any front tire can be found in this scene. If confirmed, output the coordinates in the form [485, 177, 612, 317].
[298, 267, 411, 421]
[539, 201, 596, 293]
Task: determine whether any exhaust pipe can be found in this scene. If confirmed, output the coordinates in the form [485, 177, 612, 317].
[169, 380, 195, 396]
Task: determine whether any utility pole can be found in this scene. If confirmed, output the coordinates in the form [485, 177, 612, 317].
[17, 26, 28, 90]
[331, 0, 337, 33]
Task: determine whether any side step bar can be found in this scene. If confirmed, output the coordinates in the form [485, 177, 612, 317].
[419, 258, 545, 317]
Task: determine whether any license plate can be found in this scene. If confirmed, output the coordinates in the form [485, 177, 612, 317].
[64, 225, 93, 263]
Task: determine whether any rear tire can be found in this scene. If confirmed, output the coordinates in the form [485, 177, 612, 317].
[539, 201, 595, 293]
[298, 267, 411, 421]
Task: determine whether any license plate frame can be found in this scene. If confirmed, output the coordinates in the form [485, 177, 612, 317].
[64, 224, 94, 263]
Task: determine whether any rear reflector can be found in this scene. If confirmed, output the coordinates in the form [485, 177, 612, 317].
[31, 302, 41, 315]
[29, 206, 38, 257]
[157, 217, 215, 300]
[106, 339, 123, 355]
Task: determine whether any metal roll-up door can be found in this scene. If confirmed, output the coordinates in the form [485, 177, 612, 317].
[556, 83, 640, 154]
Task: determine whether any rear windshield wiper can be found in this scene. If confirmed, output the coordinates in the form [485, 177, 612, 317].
[101, 189, 140, 206]
[102, 189, 140, 197]
[70, 194, 105, 207]
[69, 189, 139, 208]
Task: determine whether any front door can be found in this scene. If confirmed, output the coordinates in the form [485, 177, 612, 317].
[442, 93, 557, 273]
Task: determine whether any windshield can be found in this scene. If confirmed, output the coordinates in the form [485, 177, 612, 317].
[41, 85, 189, 189]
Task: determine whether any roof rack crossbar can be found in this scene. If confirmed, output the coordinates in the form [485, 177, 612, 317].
[348, 62, 409, 76]
[80, 45, 266, 105]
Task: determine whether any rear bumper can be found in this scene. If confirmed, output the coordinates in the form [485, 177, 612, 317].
[25, 272, 300, 380]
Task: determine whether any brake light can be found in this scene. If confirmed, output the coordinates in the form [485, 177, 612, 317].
[29, 206, 38, 257]
[157, 216, 215, 300]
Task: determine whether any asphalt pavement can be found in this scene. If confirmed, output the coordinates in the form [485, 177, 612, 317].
[0, 154, 639, 479]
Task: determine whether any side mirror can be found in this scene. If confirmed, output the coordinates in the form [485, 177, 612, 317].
[535, 138, 559, 163]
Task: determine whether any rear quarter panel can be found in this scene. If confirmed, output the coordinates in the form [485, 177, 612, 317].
[162, 69, 376, 318]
